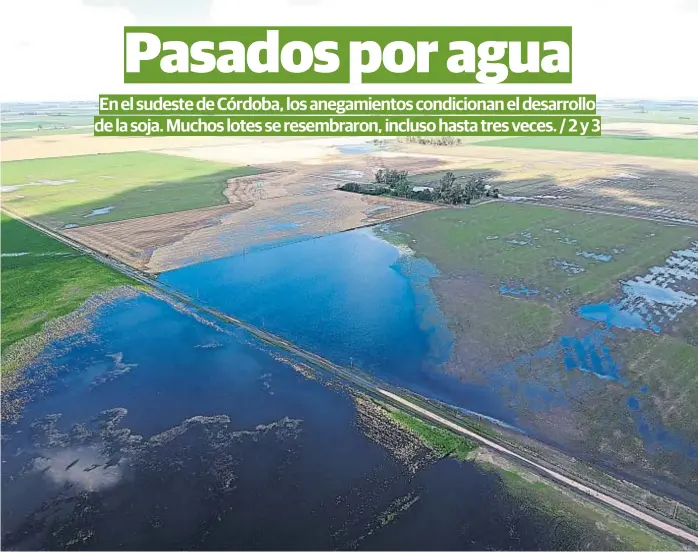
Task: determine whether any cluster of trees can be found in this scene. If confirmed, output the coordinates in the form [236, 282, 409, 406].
[436, 172, 500, 205]
[338, 169, 500, 205]
[398, 136, 463, 147]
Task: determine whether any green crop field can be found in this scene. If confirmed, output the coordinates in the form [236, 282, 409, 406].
[2, 152, 263, 228]
[597, 101, 698, 125]
[2, 126, 92, 140]
[392, 202, 698, 491]
[1, 114, 95, 139]
[475, 135, 698, 160]
[395, 203, 698, 298]
[1, 213, 131, 355]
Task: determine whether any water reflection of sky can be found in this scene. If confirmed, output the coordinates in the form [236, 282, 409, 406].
[2, 293, 606, 550]
[160, 228, 698, 467]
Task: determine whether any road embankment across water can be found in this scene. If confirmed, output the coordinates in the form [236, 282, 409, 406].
[3, 205, 698, 548]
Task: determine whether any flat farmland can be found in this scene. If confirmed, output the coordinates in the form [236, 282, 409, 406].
[602, 122, 698, 139]
[61, 203, 254, 271]
[395, 142, 698, 224]
[3, 146, 449, 273]
[477, 135, 698, 160]
[392, 202, 698, 495]
[59, 156, 444, 273]
[4, 128, 698, 545]
[1, 103, 95, 140]
[1, 152, 263, 229]
[0, 133, 382, 162]
[598, 100, 698, 125]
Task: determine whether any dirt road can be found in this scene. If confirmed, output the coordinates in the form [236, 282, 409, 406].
[379, 389, 698, 546]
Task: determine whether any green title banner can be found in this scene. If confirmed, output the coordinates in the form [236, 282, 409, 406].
[124, 27, 572, 84]
[100, 94, 595, 115]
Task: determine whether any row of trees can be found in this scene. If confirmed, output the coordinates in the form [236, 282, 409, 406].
[339, 169, 500, 205]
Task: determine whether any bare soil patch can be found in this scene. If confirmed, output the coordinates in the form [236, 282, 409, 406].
[602, 122, 698, 139]
[63, 203, 252, 270]
[59, 156, 443, 273]
[396, 143, 698, 224]
[146, 192, 438, 272]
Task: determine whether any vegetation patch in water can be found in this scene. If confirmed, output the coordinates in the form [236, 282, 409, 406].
[387, 406, 477, 461]
[395, 203, 697, 296]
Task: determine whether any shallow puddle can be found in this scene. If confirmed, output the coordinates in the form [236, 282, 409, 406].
[84, 206, 114, 217]
[579, 241, 698, 332]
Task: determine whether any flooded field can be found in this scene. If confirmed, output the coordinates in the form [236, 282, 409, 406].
[2, 291, 664, 550]
[5, 131, 698, 549]
[52, 154, 443, 273]
[159, 228, 503, 418]
[159, 204, 698, 506]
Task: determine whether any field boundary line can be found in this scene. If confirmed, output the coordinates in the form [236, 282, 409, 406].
[500, 198, 698, 227]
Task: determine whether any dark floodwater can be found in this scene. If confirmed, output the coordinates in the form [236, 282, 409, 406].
[2, 294, 614, 550]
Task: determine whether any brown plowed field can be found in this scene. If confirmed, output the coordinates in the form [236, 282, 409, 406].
[63, 203, 252, 270]
[396, 143, 698, 224]
[60, 157, 443, 273]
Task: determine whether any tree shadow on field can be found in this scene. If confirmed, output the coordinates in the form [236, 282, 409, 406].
[17, 166, 264, 230]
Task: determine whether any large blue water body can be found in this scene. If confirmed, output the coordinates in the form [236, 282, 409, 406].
[160, 227, 698, 466]
[160, 228, 515, 425]
[2, 294, 600, 550]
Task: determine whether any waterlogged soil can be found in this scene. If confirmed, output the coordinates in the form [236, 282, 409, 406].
[158, 221, 698, 504]
[430, 276, 565, 380]
[0, 292, 643, 551]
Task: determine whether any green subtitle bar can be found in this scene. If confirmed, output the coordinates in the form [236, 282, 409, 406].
[99, 94, 597, 115]
[94, 115, 601, 137]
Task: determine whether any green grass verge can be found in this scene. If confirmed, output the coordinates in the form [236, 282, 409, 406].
[387, 407, 476, 460]
[1, 213, 131, 353]
[474, 135, 698, 160]
[395, 203, 698, 298]
[2, 152, 263, 228]
[493, 466, 680, 550]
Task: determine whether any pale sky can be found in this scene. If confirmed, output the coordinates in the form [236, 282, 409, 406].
[1, 0, 697, 102]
